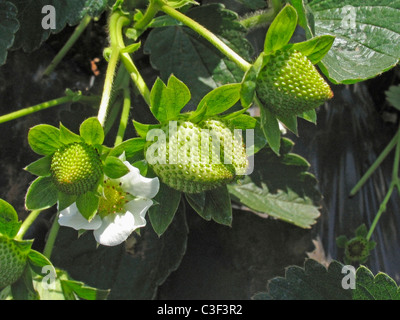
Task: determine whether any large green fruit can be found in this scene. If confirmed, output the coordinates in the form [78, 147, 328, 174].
[256, 48, 333, 117]
[146, 119, 248, 193]
[0, 236, 29, 288]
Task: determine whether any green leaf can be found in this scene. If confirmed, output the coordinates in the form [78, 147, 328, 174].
[253, 259, 352, 300]
[79, 117, 104, 145]
[25, 176, 58, 210]
[0, 1, 19, 66]
[76, 191, 99, 221]
[257, 259, 400, 300]
[28, 125, 61, 156]
[51, 202, 188, 299]
[0, 199, 21, 238]
[264, 4, 298, 53]
[192, 83, 241, 119]
[228, 144, 320, 229]
[132, 121, 161, 138]
[386, 85, 400, 111]
[291, 35, 335, 64]
[144, 4, 253, 104]
[148, 182, 181, 237]
[166, 0, 199, 9]
[186, 186, 232, 226]
[150, 75, 191, 122]
[304, 0, 400, 84]
[354, 266, 400, 300]
[103, 156, 129, 179]
[59, 123, 82, 145]
[259, 105, 281, 155]
[24, 155, 52, 177]
[108, 137, 146, 162]
[11, 0, 108, 53]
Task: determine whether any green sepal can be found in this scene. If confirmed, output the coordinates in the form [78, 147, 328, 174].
[185, 186, 232, 226]
[60, 277, 110, 300]
[24, 155, 52, 177]
[336, 235, 348, 248]
[28, 250, 55, 275]
[148, 181, 181, 237]
[240, 53, 266, 108]
[259, 105, 281, 155]
[57, 192, 77, 212]
[25, 176, 58, 210]
[190, 83, 241, 121]
[59, 123, 82, 145]
[132, 120, 161, 138]
[0, 199, 21, 238]
[10, 265, 39, 300]
[28, 124, 62, 156]
[355, 224, 368, 237]
[299, 109, 317, 124]
[150, 75, 191, 122]
[103, 156, 129, 179]
[79, 117, 104, 146]
[13, 238, 33, 255]
[292, 35, 335, 64]
[264, 4, 298, 53]
[277, 114, 298, 136]
[109, 137, 146, 162]
[132, 160, 148, 176]
[76, 191, 99, 222]
[227, 114, 257, 130]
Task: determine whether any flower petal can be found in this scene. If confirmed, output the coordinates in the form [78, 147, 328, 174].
[119, 161, 160, 199]
[124, 198, 153, 227]
[58, 203, 102, 230]
[93, 198, 153, 246]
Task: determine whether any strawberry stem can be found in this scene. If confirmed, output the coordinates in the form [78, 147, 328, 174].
[14, 210, 41, 241]
[0, 93, 98, 124]
[157, 1, 252, 72]
[42, 14, 92, 77]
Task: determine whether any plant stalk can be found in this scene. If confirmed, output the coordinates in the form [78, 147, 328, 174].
[157, 1, 251, 72]
[43, 15, 92, 76]
[15, 210, 41, 241]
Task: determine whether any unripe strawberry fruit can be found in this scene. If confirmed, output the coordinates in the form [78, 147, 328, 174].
[146, 120, 248, 193]
[256, 48, 333, 117]
[50, 142, 102, 195]
[0, 236, 29, 288]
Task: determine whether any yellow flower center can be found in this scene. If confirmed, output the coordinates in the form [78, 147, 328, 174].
[98, 180, 130, 217]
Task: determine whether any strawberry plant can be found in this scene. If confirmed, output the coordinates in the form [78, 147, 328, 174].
[0, 0, 399, 302]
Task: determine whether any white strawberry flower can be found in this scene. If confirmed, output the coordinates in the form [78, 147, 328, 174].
[58, 160, 159, 246]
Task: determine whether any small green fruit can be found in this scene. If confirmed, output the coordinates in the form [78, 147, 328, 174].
[146, 120, 248, 193]
[0, 236, 29, 289]
[256, 48, 333, 117]
[345, 237, 370, 263]
[50, 142, 102, 195]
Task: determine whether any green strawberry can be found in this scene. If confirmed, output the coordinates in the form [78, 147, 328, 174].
[344, 236, 370, 263]
[146, 119, 248, 194]
[50, 142, 102, 195]
[0, 236, 30, 288]
[256, 48, 333, 117]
